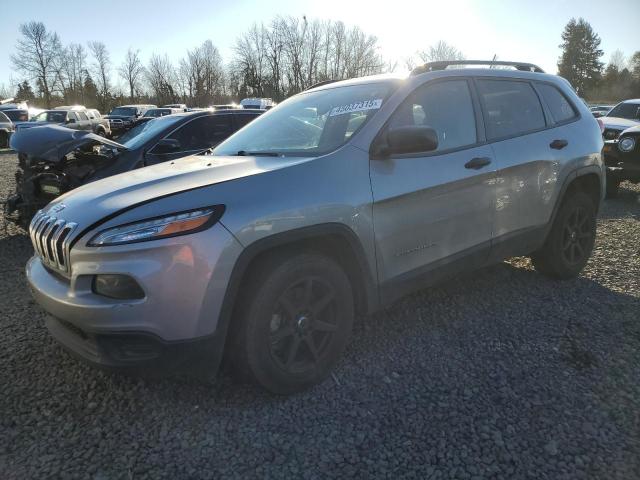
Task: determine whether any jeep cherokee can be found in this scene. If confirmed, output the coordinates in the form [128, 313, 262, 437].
[26, 60, 605, 394]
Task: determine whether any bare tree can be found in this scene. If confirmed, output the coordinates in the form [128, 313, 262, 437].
[608, 49, 627, 71]
[177, 41, 224, 106]
[88, 41, 111, 111]
[0, 83, 13, 101]
[147, 54, 178, 105]
[118, 48, 145, 102]
[10, 21, 62, 107]
[230, 17, 384, 100]
[232, 24, 268, 97]
[56, 43, 87, 104]
[417, 40, 465, 63]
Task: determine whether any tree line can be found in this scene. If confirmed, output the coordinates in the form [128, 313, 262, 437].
[6, 17, 385, 111]
[4, 17, 640, 112]
[557, 18, 640, 101]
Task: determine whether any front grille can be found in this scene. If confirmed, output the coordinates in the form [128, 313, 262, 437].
[29, 211, 77, 275]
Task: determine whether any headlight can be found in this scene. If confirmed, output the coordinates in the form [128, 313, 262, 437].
[619, 137, 636, 153]
[88, 206, 224, 246]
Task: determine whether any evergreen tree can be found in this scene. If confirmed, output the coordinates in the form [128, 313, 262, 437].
[83, 70, 99, 109]
[15, 80, 35, 103]
[557, 18, 604, 95]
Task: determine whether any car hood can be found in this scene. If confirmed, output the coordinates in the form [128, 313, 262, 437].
[42, 153, 311, 227]
[620, 125, 640, 136]
[16, 121, 62, 130]
[10, 125, 126, 163]
[602, 117, 640, 130]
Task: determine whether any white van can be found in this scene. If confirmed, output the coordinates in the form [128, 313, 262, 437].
[240, 98, 276, 110]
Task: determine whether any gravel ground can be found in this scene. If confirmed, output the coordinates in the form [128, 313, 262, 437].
[0, 151, 639, 479]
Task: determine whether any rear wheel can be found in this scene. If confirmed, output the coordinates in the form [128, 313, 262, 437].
[531, 191, 596, 279]
[230, 252, 354, 394]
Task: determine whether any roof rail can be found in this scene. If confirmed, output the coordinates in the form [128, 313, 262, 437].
[306, 79, 340, 90]
[410, 60, 545, 76]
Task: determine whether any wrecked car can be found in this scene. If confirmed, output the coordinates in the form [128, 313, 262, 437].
[6, 109, 263, 225]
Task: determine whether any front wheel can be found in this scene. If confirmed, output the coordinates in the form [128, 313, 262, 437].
[230, 252, 354, 394]
[531, 191, 597, 279]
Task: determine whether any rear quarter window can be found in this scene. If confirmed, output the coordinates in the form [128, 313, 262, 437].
[536, 83, 577, 123]
[477, 79, 546, 140]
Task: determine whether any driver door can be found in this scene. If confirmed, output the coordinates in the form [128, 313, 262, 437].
[369, 79, 497, 301]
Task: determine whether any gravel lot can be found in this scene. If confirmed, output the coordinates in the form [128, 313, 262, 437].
[0, 151, 639, 479]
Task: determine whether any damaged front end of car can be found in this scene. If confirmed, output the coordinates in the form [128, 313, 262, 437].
[5, 125, 127, 227]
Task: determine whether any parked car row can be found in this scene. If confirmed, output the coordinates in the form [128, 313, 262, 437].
[17, 106, 111, 137]
[16, 60, 606, 394]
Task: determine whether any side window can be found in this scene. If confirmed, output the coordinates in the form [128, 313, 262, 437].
[77, 111, 88, 121]
[233, 113, 259, 130]
[536, 83, 577, 124]
[67, 112, 78, 122]
[387, 80, 477, 152]
[477, 79, 546, 140]
[168, 115, 234, 151]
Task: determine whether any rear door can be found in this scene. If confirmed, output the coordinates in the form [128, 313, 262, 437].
[369, 78, 496, 296]
[76, 111, 92, 131]
[475, 78, 559, 242]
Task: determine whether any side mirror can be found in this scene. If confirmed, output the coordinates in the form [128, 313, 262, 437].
[66, 118, 76, 124]
[377, 125, 438, 157]
[154, 138, 181, 153]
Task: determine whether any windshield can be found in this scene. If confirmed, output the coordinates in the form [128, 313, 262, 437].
[117, 114, 185, 149]
[5, 110, 29, 122]
[214, 82, 396, 157]
[607, 103, 640, 120]
[109, 107, 137, 116]
[34, 111, 67, 123]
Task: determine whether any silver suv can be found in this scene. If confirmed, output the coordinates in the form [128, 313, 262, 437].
[26, 61, 604, 394]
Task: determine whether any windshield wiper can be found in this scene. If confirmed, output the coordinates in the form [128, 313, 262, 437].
[235, 150, 280, 157]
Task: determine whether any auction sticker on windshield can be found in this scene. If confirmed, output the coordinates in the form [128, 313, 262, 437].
[329, 99, 383, 117]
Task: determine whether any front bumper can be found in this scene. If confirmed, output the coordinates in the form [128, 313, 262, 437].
[26, 222, 243, 371]
[45, 315, 216, 373]
[604, 141, 640, 181]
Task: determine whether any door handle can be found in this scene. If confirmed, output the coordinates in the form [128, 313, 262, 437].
[550, 139, 568, 150]
[464, 157, 492, 169]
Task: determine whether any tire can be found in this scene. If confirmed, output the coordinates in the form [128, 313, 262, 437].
[229, 251, 354, 394]
[96, 128, 106, 137]
[531, 191, 597, 279]
[0, 131, 7, 148]
[605, 176, 620, 199]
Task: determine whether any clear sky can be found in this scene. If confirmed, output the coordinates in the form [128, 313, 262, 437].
[1, 0, 639, 91]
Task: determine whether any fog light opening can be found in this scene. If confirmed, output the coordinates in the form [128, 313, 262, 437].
[92, 274, 145, 300]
